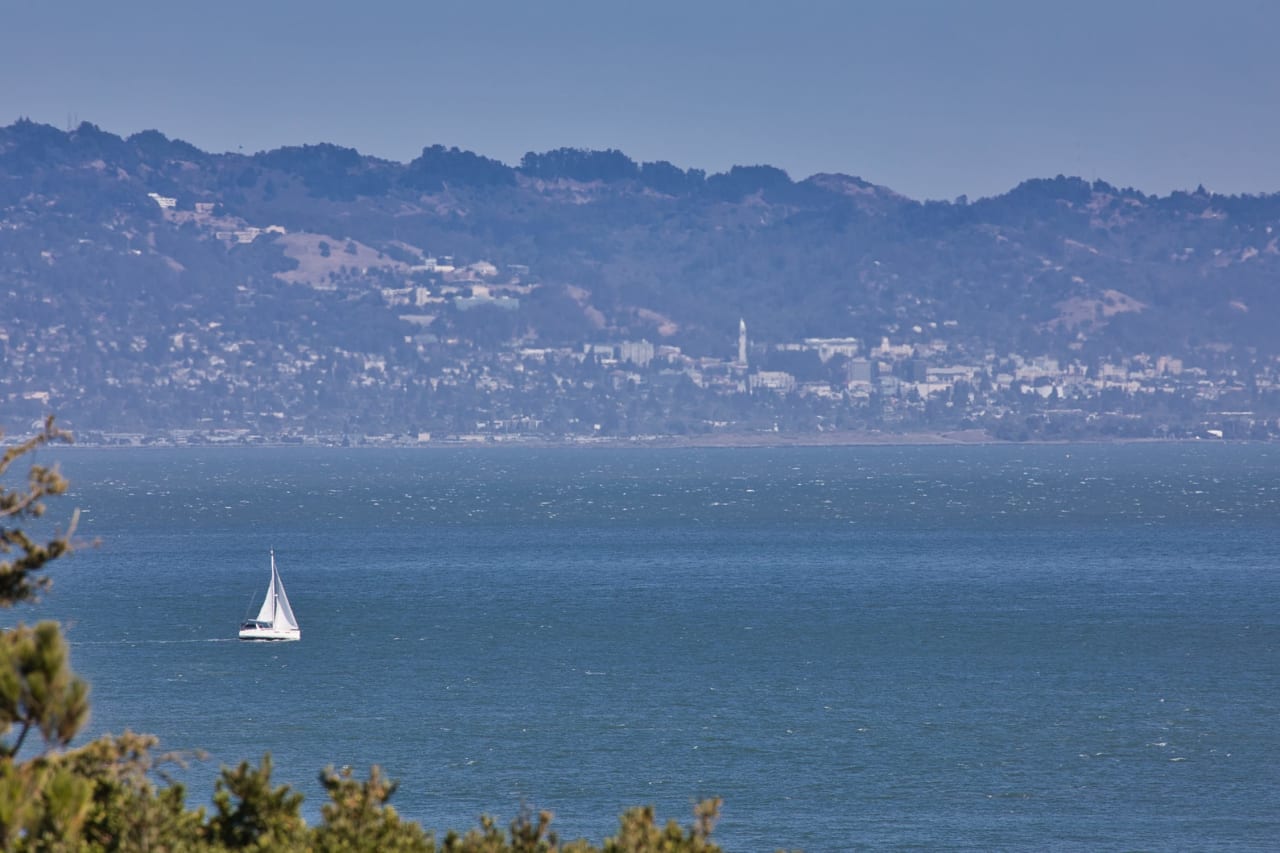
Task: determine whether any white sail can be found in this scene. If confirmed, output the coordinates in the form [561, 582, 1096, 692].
[254, 552, 279, 623]
[272, 564, 299, 630]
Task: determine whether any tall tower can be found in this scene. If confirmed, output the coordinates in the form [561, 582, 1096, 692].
[737, 318, 748, 367]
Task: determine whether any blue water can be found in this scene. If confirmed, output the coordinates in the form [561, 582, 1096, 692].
[9, 444, 1280, 850]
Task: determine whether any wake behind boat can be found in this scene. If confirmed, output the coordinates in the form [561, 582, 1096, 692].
[239, 549, 300, 641]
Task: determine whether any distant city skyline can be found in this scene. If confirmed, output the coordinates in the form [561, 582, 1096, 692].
[5, 0, 1280, 200]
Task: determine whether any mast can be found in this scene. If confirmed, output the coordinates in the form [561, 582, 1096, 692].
[269, 549, 278, 622]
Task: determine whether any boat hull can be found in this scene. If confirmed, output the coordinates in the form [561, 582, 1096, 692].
[238, 626, 300, 641]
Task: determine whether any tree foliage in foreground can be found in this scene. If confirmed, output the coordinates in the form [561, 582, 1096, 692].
[0, 419, 736, 851]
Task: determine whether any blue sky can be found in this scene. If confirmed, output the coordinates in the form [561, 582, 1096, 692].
[4, 0, 1278, 200]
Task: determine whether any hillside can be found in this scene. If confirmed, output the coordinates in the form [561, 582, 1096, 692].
[4, 119, 1280, 440]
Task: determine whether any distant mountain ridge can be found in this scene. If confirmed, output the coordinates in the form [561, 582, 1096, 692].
[4, 118, 1280, 435]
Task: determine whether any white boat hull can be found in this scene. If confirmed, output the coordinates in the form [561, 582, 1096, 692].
[238, 624, 300, 641]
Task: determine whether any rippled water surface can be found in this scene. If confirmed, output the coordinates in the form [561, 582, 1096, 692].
[14, 444, 1280, 850]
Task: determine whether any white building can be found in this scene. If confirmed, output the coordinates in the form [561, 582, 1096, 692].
[803, 337, 861, 362]
[619, 340, 655, 367]
[750, 371, 796, 394]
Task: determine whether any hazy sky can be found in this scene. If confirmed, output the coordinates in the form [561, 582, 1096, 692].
[4, 0, 1279, 200]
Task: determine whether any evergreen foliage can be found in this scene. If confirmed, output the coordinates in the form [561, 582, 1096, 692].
[518, 149, 640, 183]
[404, 146, 516, 191]
[0, 418, 77, 606]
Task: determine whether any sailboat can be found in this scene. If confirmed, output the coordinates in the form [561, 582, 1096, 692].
[238, 549, 301, 641]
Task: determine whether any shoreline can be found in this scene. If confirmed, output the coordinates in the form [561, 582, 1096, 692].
[21, 428, 1245, 451]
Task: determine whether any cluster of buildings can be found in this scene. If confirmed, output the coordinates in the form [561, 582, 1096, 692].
[6, 199, 1278, 443]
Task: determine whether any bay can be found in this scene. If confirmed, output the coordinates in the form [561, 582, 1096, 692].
[10, 443, 1280, 850]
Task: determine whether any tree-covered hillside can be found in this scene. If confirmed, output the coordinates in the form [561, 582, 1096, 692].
[5, 119, 1280, 437]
